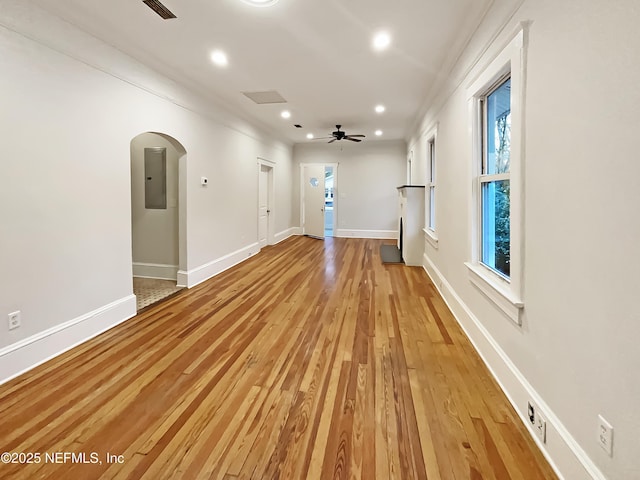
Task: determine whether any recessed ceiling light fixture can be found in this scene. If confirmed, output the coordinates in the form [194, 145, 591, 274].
[375, 105, 386, 113]
[240, 0, 279, 7]
[210, 50, 228, 67]
[375, 130, 383, 136]
[306, 133, 314, 139]
[373, 31, 391, 51]
[281, 110, 291, 119]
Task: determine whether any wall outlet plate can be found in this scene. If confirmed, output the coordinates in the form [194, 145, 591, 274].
[527, 401, 546, 444]
[8, 311, 21, 330]
[535, 410, 547, 443]
[597, 415, 613, 456]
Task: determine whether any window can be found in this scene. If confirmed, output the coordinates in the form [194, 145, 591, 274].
[466, 25, 526, 324]
[480, 77, 511, 278]
[423, 125, 438, 248]
[427, 138, 436, 232]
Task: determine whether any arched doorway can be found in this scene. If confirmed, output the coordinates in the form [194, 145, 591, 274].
[130, 132, 187, 311]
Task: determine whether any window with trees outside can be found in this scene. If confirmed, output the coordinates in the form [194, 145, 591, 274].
[481, 76, 511, 278]
[465, 25, 526, 325]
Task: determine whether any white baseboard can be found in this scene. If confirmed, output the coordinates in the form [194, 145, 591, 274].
[184, 242, 260, 288]
[132, 262, 178, 280]
[335, 229, 397, 239]
[0, 295, 137, 386]
[176, 270, 188, 288]
[273, 227, 300, 245]
[422, 253, 605, 480]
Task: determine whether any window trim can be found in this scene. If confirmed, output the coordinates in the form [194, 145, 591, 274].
[466, 25, 526, 325]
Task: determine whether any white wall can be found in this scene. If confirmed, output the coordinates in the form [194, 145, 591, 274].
[0, 1, 294, 382]
[409, 0, 640, 479]
[131, 133, 180, 277]
[292, 140, 406, 238]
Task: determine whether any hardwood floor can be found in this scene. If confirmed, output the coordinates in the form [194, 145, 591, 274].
[0, 237, 557, 480]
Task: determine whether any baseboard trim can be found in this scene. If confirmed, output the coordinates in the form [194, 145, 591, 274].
[422, 253, 605, 480]
[185, 242, 260, 288]
[273, 227, 300, 245]
[0, 295, 137, 386]
[176, 270, 188, 288]
[335, 229, 397, 239]
[132, 262, 178, 280]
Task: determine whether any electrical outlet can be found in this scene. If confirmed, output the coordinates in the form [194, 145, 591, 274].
[527, 401, 546, 443]
[8, 311, 21, 330]
[535, 410, 547, 443]
[597, 415, 613, 456]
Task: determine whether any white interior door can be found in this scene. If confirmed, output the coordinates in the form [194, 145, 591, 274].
[303, 164, 325, 239]
[258, 164, 271, 248]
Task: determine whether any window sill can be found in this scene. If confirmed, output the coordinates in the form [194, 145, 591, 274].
[464, 262, 523, 325]
[423, 228, 439, 249]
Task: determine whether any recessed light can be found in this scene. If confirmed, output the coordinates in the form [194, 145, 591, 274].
[210, 50, 228, 67]
[281, 110, 291, 119]
[375, 105, 386, 113]
[240, 0, 279, 6]
[306, 133, 314, 139]
[373, 31, 391, 51]
[375, 130, 383, 136]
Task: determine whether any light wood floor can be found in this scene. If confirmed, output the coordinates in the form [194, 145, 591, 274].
[0, 237, 557, 480]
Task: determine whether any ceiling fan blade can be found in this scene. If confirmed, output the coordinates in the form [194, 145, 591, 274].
[346, 134, 365, 138]
[328, 138, 337, 143]
[313, 136, 334, 140]
[345, 137, 362, 142]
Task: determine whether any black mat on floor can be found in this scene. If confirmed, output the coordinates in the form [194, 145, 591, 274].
[380, 244, 403, 264]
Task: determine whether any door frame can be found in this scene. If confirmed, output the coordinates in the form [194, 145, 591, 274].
[257, 157, 275, 249]
[300, 162, 339, 237]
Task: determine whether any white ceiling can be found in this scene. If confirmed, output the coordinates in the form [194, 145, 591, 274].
[32, 0, 491, 144]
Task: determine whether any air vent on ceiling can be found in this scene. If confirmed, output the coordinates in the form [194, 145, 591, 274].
[143, 0, 177, 19]
[242, 91, 287, 104]
[294, 124, 302, 128]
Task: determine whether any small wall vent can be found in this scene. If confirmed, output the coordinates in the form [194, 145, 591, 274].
[143, 0, 177, 19]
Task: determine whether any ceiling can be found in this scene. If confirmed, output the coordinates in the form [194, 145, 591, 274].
[32, 0, 491, 144]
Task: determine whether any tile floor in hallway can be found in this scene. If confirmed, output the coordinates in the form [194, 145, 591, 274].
[132, 277, 183, 311]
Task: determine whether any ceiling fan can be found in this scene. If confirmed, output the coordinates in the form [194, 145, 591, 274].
[317, 125, 366, 143]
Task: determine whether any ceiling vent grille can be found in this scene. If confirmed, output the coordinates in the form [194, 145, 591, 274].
[143, 0, 177, 19]
[242, 91, 287, 104]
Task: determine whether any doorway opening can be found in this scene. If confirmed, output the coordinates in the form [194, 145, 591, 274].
[324, 166, 334, 237]
[130, 132, 187, 311]
[301, 163, 338, 240]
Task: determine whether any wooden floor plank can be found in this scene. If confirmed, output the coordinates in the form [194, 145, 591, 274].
[0, 237, 557, 480]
